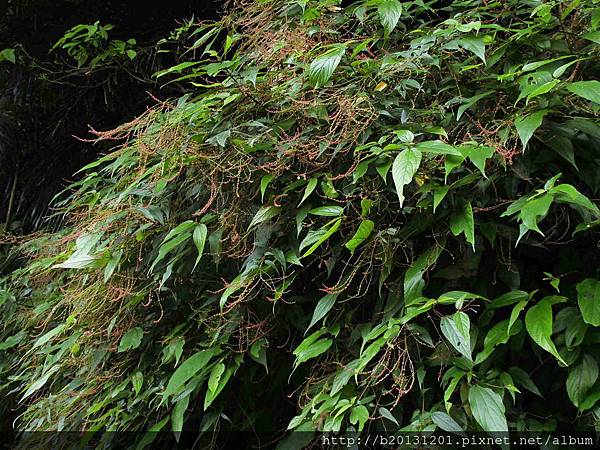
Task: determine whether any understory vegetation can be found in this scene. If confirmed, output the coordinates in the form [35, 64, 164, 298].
[2, 0, 600, 448]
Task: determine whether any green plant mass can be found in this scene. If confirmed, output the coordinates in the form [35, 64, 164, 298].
[2, 0, 600, 448]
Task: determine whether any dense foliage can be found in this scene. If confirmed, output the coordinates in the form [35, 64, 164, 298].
[2, 0, 600, 448]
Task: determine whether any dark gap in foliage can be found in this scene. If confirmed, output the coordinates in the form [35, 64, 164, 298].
[0, 0, 226, 232]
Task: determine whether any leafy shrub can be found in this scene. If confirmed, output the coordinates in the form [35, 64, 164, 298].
[51, 21, 138, 68]
[2, 0, 600, 447]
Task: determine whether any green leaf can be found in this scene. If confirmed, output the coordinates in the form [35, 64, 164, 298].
[300, 218, 342, 257]
[103, 250, 122, 282]
[132, 371, 144, 395]
[360, 199, 373, 217]
[415, 140, 462, 156]
[0, 48, 16, 64]
[349, 405, 369, 432]
[404, 244, 444, 303]
[551, 184, 600, 216]
[508, 301, 527, 336]
[392, 148, 421, 207]
[508, 366, 542, 397]
[444, 155, 464, 181]
[580, 385, 600, 411]
[161, 221, 195, 243]
[151, 232, 191, 272]
[449, 202, 475, 251]
[0, 332, 24, 351]
[32, 324, 66, 349]
[432, 411, 463, 433]
[248, 205, 280, 230]
[375, 159, 392, 182]
[583, 32, 600, 45]
[433, 186, 450, 212]
[344, 220, 374, 253]
[208, 362, 225, 393]
[249, 339, 268, 373]
[293, 334, 332, 369]
[192, 224, 208, 271]
[53, 253, 101, 269]
[522, 55, 574, 72]
[308, 206, 344, 217]
[440, 312, 472, 361]
[298, 178, 318, 206]
[307, 294, 338, 332]
[514, 110, 547, 150]
[308, 44, 346, 87]
[525, 296, 567, 365]
[378, 406, 399, 425]
[118, 327, 143, 352]
[457, 36, 486, 63]
[171, 395, 190, 442]
[468, 385, 508, 432]
[377, 0, 403, 36]
[511, 193, 554, 244]
[459, 144, 495, 177]
[526, 79, 560, 104]
[164, 350, 214, 397]
[260, 174, 275, 202]
[577, 279, 600, 326]
[22, 366, 60, 400]
[154, 61, 202, 78]
[204, 365, 235, 410]
[395, 129, 414, 143]
[566, 354, 598, 408]
[331, 360, 359, 396]
[566, 80, 600, 104]
[474, 319, 521, 364]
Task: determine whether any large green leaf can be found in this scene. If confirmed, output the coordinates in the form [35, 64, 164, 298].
[293, 330, 333, 370]
[440, 311, 472, 361]
[377, 0, 403, 36]
[192, 224, 207, 271]
[457, 36, 486, 63]
[300, 218, 342, 257]
[468, 385, 508, 432]
[164, 350, 215, 397]
[204, 365, 235, 410]
[118, 327, 143, 353]
[308, 45, 346, 87]
[514, 110, 547, 150]
[577, 278, 600, 326]
[566, 80, 600, 104]
[248, 205, 280, 230]
[525, 296, 567, 365]
[415, 140, 462, 156]
[432, 411, 463, 433]
[475, 319, 521, 364]
[171, 395, 190, 442]
[344, 219, 374, 253]
[449, 202, 475, 250]
[306, 294, 338, 332]
[308, 205, 344, 217]
[566, 354, 598, 408]
[551, 184, 600, 216]
[298, 178, 318, 206]
[392, 148, 421, 207]
[349, 405, 369, 432]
